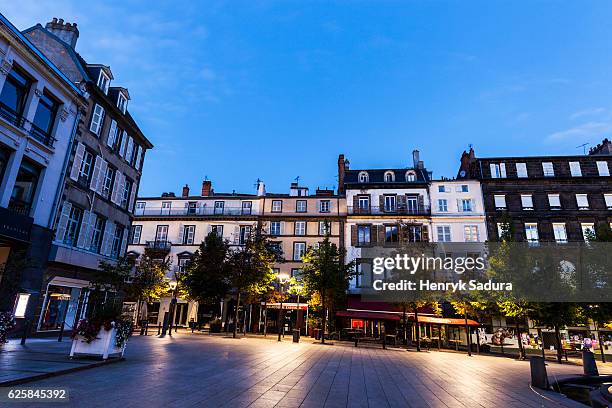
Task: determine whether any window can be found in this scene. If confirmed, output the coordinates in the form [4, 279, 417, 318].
[117, 92, 128, 113]
[548, 194, 561, 209]
[605, 194, 612, 209]
[134, 201, 145, 215]
[516, 163, 528, 178]
[130, 225, 142, 245]
[111, 225, 124, 258]
[385, 225, 399, 243]
[406, 225, 424, 242]
[521, 194, 534, 210]
[64, 205, 84, 246]
[183, 225, 195, 245]
[358, 171, 369, 183]
[178, 258, 190, 273]
[271, 200, 282, 212]
[459, 199, 473, 212]
[464, 225, 479, 242]
[597, 161, 610, 176]
[438, 185, 446, 193]
[384, 195, 396, 212]
[319, 221, 330, 236]
[552, 223, 567, 243]
[576, 194, 589, 209]
[107, 120, 119, 148]
[214, 201, 224, 215]
[211, 225, 223, 237]
[161, 201, 171, 215]
[384, 171, 395, 182]
[291, 268, 302, 278]
[121, 178, 132, 209]
[32, 92, 59, 140]
[97, 70, 110, 94]
[542, 162, 554, 177]
[187, 202, 197, 214]
[357, 225, 371, 245]
[437, 226, 451, 242]
[89, 215, 105, 253]
[295, 221, 306, 236]
[155, 225, 168, 242]
[569, 161, 582, 177]
[494, 195, 506, 209]
[239, 226, 251, 245]
[270, 221, 281, 236]
[79, 150, 94, 184]
[0, 66, 31, 123]
[293, 242, 306, 260]
[296, 200, 307, 212]
[496, 223, 505, 240]
[406, 171, 416, 182]
[460, 184, 469, 192]
[319, 200, 330, 213]
[358, 196, 370, 211]
[490, 163, 506, 178]
[89, 104, 105, 135]
[581, 223, 595, 242]
[355, 260, 363, 288]
[437, 199, 448, 212]
[242, 201, 252, 215]
[524, 223, 539, 243]
[9, 159, 41, 216]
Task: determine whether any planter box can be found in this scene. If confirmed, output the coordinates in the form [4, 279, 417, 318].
[70, 326, 125, 360]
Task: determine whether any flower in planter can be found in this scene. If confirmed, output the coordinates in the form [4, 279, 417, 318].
[114, 320, 134, 348]
[0, 312, 17, 343]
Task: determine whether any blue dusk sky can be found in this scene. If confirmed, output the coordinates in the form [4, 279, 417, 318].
[3, 1, 612, 196]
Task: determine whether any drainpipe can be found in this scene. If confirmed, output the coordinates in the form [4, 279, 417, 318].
[48, 108, 82, 229]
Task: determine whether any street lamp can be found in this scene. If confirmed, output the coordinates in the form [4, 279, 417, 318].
[160, 279, 178, 337]
[277, 272, 289, 342]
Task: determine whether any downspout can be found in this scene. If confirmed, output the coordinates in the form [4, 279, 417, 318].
[48, 107, 82, 229]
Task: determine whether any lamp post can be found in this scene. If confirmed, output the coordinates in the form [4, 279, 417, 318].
[168, 279, 178, 335]
[277, 272, 289, 342]
[160, 279, 177, 337]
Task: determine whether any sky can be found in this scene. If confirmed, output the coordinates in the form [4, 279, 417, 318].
[3, 1, 612, 196]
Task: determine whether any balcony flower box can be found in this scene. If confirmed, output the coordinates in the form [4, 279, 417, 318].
[70, 320, 132, 360]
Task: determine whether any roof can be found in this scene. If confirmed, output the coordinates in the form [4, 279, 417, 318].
[1, 15, 84, 97]
[345, 167, 430, 184]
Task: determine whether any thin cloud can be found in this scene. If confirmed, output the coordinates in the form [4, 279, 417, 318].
[569, 107, 606, 120]
[547, 121, 612, 142]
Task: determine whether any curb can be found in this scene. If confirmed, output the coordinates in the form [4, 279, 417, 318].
[0, 357, 125, 387]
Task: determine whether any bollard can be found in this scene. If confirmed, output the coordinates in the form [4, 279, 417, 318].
[58, 321, 65, 342]
[530, 356, 549, 389]
[355, 336, 359, 347]
[144, 321, 149, 336]
[20, 319, 31, 345]
[582, 350, 599, 376]
[157, 323, 161, 335]
[382, 334, 386, 350]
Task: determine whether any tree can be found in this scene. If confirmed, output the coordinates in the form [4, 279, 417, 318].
[0, 249, 31, 312]
[227, 227, 277, 338]
[301, 236, 354, 344]
[183, 231, 231, 308]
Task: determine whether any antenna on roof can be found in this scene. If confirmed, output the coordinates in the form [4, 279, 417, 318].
[468, 143, 473, 150]
[294, 176, 300, 183]
[576, 143, 590, 155]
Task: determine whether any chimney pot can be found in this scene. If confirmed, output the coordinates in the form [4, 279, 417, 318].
[201, 180, 212, 196]
[45, 17, 79, 49]
[412, 149, 420, 168]
[182, 184, 190, 197]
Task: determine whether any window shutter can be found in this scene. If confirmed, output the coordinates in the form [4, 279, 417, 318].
[178, 224, 185, 244]
[69, 143, 85, 181]
[397, 195, 406, 210]
[55, 202, 72, 242]
[120, 228, 128, 257]
[135, 146, 143, 170]
[489, 164, 496, 178]
[76, 210, 91, 248]
[97, 160, 108, 194]
[128, 182, 137, 213]
[233, 226, 240, 244]
[125, 137, 134, 162]
[417, 195, 424, 210]
[119, 131, 128, 158]
[110, 172, 120, 204]
[101, 221, 115, 256]
[351, 225, 357, 246]
[107, 119, 117, 147]
[500, 163, 506, 178]
[90, 156, 103, 191]
[378, 195, 385, 212]
[422, 226, 429, 242]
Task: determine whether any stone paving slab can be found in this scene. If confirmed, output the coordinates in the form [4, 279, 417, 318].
[0, 333, 603, 407]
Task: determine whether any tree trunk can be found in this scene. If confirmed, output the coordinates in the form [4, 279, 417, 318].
[516, 322, 525, 360]
[233, 292, 241, 339]
[321, 293, 326, 344]
[554, 325, 562, 364]
[537, 328, 546, 359]
[598, 327, 606, 363]
[464, 309, 471, 356]
[402, 306, 407, 345]
[414, 306, 421, 352]
[263, 300, 267, 337]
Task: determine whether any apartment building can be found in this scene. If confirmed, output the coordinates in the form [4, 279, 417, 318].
[0, 13, 85, 326]
[22, 18, 153, 333]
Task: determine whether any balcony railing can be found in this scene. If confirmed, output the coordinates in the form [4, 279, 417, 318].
[135, 206, 254, 217]
[8, 198, 31, 217]
[347, 205, 430, 216]
[145, 240, 172, 251]
[0, 102, 56, 147]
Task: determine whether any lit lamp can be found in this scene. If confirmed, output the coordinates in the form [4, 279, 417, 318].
[277, 272, 290, 342]
[169, 280, 178, 291]
[160, 279, 178, 337]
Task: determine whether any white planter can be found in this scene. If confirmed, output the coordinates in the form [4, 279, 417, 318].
[70, 324, 126, 360]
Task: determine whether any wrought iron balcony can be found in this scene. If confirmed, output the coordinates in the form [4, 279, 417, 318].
[145, 240, 172, 253]
[0, 102, 56, 147]
[135, 206, 254, 217]
[347, 205, 430, 216]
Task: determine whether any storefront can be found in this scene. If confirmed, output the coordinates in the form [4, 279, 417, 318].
[37, 277, 90, 332]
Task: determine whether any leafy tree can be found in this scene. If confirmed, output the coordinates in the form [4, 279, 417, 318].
[301, 236, 354, 343]
[0, 249, 31, 312]
[529, 302, 584, 363]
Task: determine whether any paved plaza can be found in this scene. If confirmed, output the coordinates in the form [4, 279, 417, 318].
[1, 333, 604, 407]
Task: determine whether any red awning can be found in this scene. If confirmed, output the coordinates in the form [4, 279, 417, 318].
[336, 310, 400, 321]
[417, 316, 479, 327]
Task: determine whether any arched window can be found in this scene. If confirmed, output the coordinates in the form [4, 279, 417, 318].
[384, 171, 395, 182]
[405, 171, 416, 182]
[358, 171, 369, 183]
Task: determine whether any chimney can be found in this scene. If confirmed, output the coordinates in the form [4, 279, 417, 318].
[256, 179, 266, 196]
[181, 184, 190, 198]
[412, 150, 420, 168]
[201, 180, 212, 196]
[337, 154, 346, 194]
[589, 138, 612, 155]
[45, 18, 79, 48]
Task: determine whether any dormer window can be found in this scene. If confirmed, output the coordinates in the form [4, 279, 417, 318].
[384, 171, 395, 182]
[117, 92, 128, 113]
[358, 171, 369, 183]
[405, 170, 416, 182]
[97, 71, 110, 94]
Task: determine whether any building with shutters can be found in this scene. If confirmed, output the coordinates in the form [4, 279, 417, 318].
[22, 18, 153, 334]
[0, 13, 85, 328]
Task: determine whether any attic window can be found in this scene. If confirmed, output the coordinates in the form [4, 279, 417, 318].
[405, 171, 416, 182]
[384, 171, 395, 182]
[97, 71, 110, 94]
[358, 171, 369, 183]
[117, 92, 128, 113]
